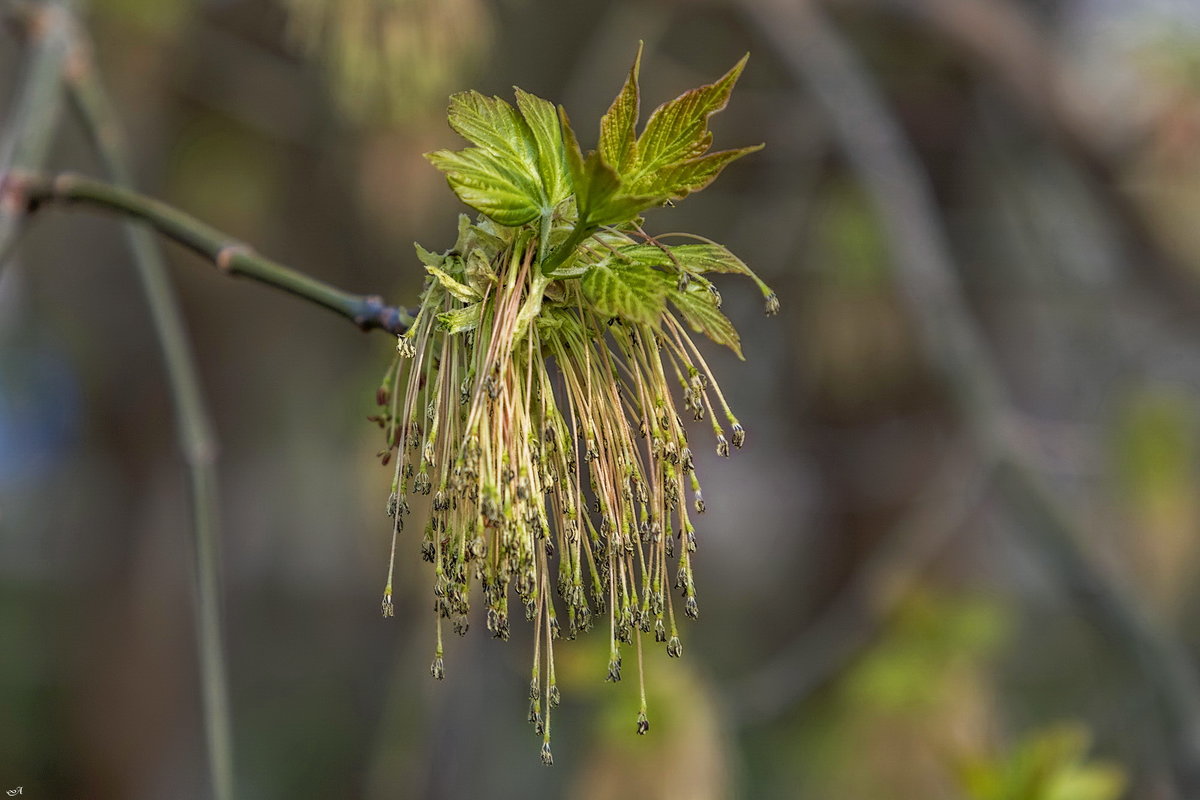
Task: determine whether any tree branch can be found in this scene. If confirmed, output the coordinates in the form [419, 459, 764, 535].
[1, 170, 415, 334]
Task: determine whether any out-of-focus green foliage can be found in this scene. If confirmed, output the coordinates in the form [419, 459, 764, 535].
[846, 590, 1008, 712]
[958, 724, 1126, 800]
[558, 635, 731, 800]
[766, 590, 1010, 799]
[800, 180, 919, 411]
[1112, 388, 1200, 612]
[92, 0, 196, 35]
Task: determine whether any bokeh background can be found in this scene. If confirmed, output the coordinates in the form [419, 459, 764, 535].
[5, 0, 1200, 797]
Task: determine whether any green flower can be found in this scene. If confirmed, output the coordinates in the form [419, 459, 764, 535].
[372, 45, 774, 763]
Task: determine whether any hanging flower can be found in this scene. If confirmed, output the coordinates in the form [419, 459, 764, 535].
[371, 45, 775, 763]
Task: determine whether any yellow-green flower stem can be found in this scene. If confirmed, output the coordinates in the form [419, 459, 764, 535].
[374, 211, 751, 759]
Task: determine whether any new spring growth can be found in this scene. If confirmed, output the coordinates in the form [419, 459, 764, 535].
[372, 44, 776, 763]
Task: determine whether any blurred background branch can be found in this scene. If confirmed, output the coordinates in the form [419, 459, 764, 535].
[874, 0, 1200, 334]
[64, 38, 234, 800]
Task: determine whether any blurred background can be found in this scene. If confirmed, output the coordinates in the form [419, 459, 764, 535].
[4, 0, 1200, 797]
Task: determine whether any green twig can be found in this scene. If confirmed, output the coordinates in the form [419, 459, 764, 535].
[0, 1, 71, 265]
[63, 37, 235, 800]
[1, 170, 414, 334]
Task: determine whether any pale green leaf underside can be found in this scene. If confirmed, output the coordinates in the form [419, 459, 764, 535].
[581, 260, 667, 326]
[414, 242, 443, 267]
[621, 242, 774, 298]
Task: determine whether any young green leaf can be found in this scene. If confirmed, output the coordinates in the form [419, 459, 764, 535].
[515, 88, 571, 209]
[581, 260, 668, 326]
[426, 147, 544, 226]
[621, 242, 774, 297]
[627, 144, 763, 200]
[669, 282, 744, 358]
[543, 257, 591, 279]
[559, 106, 657, 229]
[634, 54, 748, 178]
[447, 90, 538, 171]
[599, 43, 642, 174]
[429, 91, 554, 225]
[414, 242, 444, 268]
[463, 247, 498, 292]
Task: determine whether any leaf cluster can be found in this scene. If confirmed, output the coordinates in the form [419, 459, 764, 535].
[958, 724, 1126, 800]
[428, 44, 761, 233]
[421, 46, 775, 353]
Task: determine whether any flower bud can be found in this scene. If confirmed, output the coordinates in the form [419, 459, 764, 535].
[764, 292, 780, 315]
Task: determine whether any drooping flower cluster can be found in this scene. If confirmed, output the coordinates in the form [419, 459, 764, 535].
[371, 47, 775, 764]
[283, 0, 490, 123]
